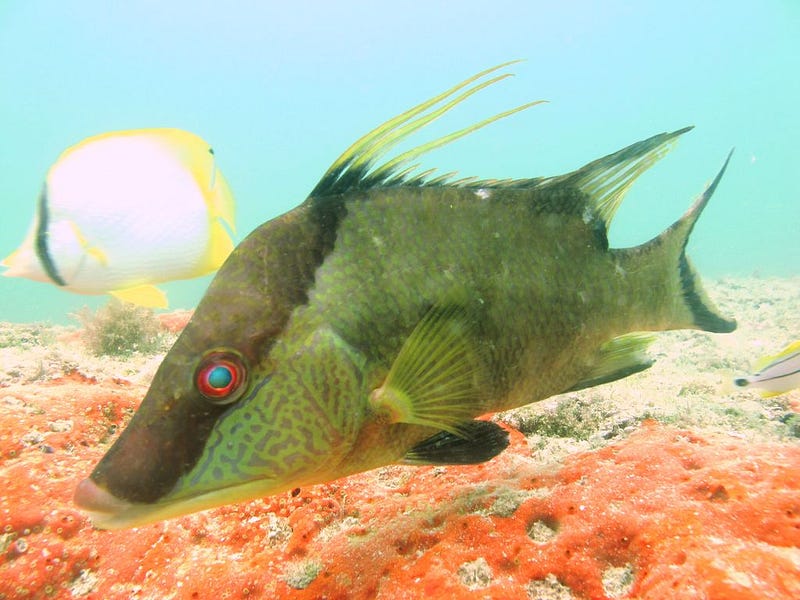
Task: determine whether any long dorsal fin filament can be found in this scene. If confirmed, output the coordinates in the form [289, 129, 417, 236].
[310, 61, 545, 196]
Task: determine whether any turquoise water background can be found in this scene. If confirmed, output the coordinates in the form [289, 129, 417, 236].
[1, 1, 797, 324]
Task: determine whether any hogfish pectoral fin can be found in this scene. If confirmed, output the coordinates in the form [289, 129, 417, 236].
[369, 303, 487, 438]
[566, 333, 656, 393]
[402, 420, 510, 465]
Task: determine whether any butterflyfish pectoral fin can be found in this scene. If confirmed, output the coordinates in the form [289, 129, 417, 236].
[402, 420, 509, 465]
[567, 332, 656, 392]
[369, 303, 486, 437]
[65, 221, 109, 267]
[85, 246, 109, 267]
[110, 284, 168, 308]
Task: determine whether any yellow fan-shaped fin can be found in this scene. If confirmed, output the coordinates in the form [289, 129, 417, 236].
[84, 246, 109, 267]
[66, 221, 108, 266]
[369, 303, 486, 437]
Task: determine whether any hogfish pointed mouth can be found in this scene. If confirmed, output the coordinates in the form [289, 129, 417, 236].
[74, 478, 133, 515]
[73, 477, 141, 529]
[74, 475, 287, 530]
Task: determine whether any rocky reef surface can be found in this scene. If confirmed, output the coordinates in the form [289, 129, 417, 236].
[1, 277, 798, 599]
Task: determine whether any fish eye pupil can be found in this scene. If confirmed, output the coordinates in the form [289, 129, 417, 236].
[207, 365, 233, 389]
[196, 353, 246, 403]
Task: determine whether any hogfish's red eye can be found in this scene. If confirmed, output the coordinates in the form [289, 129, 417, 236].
[195, 352, 246, 404]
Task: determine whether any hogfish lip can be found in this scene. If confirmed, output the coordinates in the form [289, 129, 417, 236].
[74, 474, 286, 530]
[74, 478, 136, 529]
[74, 478, 132, 515]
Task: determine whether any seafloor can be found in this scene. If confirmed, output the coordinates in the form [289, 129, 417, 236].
[0, 277, 798, 599]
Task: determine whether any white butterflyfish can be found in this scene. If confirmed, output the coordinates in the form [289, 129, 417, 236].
[2, 128, 236, 308]
[733, 340, 800, 397]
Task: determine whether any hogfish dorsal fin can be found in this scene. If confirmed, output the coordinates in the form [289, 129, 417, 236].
[558, 126, 693, 228]
[310, 61, 544, 197]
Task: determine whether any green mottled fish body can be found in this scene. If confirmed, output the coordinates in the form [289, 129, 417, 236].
[311, 186, 661, 410]
[74, 63, 736, 529]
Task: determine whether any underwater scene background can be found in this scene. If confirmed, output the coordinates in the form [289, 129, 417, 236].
[0, 0, 798, 322]
[1, 2, 799, 600]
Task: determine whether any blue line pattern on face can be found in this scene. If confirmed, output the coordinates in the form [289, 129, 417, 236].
[184, 373, 274, 488]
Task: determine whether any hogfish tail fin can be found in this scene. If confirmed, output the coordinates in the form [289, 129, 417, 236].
[620, 150, 737, 334]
